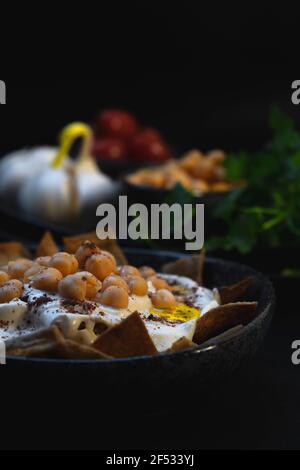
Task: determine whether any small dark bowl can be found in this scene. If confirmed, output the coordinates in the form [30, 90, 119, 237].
[3, 248, 275, 412]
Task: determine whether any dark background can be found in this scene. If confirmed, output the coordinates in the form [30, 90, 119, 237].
[0, 3, 299, 156]
[0, 3, 300, 451]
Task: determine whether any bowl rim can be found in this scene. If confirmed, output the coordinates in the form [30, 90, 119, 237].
[6, 249, 275, 366]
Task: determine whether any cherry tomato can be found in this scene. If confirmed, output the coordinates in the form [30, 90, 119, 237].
[96, 109, 139, 139]
[92, 137, 127, 161]
[135, 127, 162, 143]
[129, 129, 172, 162]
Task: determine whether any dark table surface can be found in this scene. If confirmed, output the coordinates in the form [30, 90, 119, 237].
[110, 310, 300, 451]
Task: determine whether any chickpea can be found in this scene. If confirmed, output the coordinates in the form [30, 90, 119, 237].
[149, 275, 171, 291]
[75, 272, 102, 299]
[50, 252, 79, 277]
[8, 259, 34, 280]
[151, 289, 177, 309]
[75, 241, 101, 269]
[31, 267, 63, 292]
[127, 276, 148, 296]
[23, 263, 45, 283]
[101, 274, 129, 292]
[139, 266, 156, 279]
[58, 272, 101, 301]
[98, 285, 129, 309]
[0, 270, 10, 285]
[36, 256, 51, 267]
[58, 274, 86, 301]
[85, 253, 115, 281]
[119, 265, 141, 279]
[101, 250, 117, 265]
[0, 279, 23, 303]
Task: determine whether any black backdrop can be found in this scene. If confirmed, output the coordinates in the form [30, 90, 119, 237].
[0, 3, 299, 155]
[0, 3, 300, 451]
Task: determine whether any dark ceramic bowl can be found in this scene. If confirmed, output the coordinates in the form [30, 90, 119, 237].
[3, 248, 275, 411]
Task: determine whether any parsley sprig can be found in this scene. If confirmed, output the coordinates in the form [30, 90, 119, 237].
[206, 107, 300, 254]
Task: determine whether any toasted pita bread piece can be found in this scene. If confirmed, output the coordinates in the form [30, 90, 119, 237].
[93, 311, 157, 358]
[6, 325, 65, 357]
[193, 302, 257, 344]
[199, 325, 244, 347]
[6, 325, 110, 359]
[35, 231, 59, 258]
[162, 251, 205, 286]
[56, 338, 111, 359]
[168, 336, 198, 353]
[63, 231, 127, 265]
[0, 241, 31, 265]
[215, 276, 254, 305]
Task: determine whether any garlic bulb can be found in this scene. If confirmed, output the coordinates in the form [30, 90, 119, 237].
[77, 154, 119, 208]
[18, 123, 117, 223]
[20, 163, 79, 223]
[0, 147, 58, 205]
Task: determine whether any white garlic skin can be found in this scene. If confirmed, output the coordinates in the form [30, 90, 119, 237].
[0, 147, 57, 204]
[77, 157, 117, 207]
[19, 166, 79, 223]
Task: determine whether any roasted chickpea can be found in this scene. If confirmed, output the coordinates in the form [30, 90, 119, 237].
[85, 253, 115, 281]
[75, 241, 101, 268]
[75, 272, 102, 299]
[31, 267, 63, 292]
[8, 259, 34, 280]
[58, 274, 85, 301]
[23, 263, 45, 283]
[101, 274, 129, 292]
[101, 250, 117, 265]
[58, 272, 101, 301]
[149, 275, 171, 291]
[0, 279, 23, 303]
[127, 276, 148, 296]
[36, 256, 51, 267]
[98, 285, 129, 309]
[50, 252, 79, 277]
[0, 270, 10, 285]
[119, 265, 141, 279]
[151, 289, 177, 309]
[139, 266, 156, 279]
